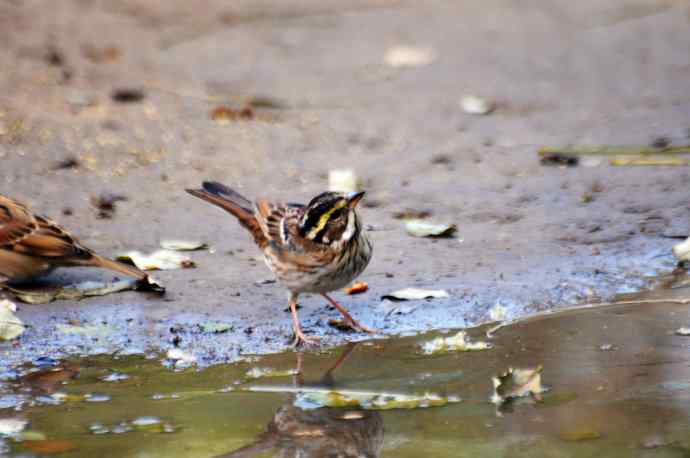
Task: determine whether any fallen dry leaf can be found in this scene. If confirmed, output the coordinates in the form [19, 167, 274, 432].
[117, 250, 195, 270]
[328, 319, 356, 332]
[675, 327, 690, 336]
[328, 169, 361, 193]
[111, 88, 145, 103]
[384, 46, 437, 68]
[344, 281, 368, 295]
[9, 278, 163, 304]
[0, 299, 24, 340]
[404, 219, 456, 237]
[460, 95, 494, 115]
[160, 240, 208, 251]
[382, 288, 449, 301]
[210, 105, 254, 124]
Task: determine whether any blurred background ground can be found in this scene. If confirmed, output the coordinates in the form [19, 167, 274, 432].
[1, 0, 689, 364]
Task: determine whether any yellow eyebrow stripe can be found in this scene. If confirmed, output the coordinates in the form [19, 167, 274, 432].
[307, 200, 346, 238]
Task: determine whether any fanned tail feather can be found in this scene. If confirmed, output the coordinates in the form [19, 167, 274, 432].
[186, 181, 267, 247]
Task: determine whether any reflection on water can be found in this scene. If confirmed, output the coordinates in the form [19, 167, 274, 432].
[218, 345, 384, 458]
[3, 284, 690, 457]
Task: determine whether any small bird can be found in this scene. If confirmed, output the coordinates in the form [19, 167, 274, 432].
[186, 181, 374, 346]
[0, 194, 153, 286]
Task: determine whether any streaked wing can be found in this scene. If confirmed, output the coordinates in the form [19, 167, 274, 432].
[0, 195, 38, 246]
[254, 199, 337, 272]
[0, 195, 91, 259]
[255, 200, 303, 247]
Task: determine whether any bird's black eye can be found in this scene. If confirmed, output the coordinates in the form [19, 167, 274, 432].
[330, 208, 344, 220]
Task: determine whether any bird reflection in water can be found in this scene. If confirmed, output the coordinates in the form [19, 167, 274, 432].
[216, 343, 384, 458]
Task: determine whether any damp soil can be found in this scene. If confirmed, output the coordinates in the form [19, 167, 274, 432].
[3, 282, 690, 457]
[1, 0, 690, 365]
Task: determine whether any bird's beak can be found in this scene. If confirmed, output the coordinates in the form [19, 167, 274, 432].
[347, 191, 365, 208]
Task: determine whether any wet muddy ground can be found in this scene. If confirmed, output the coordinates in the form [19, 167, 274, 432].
[1, 0, 690, 366]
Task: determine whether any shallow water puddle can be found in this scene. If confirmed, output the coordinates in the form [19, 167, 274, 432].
[3, 290, 690, 457]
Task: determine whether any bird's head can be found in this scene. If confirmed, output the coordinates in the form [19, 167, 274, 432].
[299, 191, 365, 244]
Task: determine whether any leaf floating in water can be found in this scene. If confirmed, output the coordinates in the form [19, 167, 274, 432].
[244, 386, 460, 411]
[421, 331, 493, 354]
[244, 367, 298, 380]
[344, 281, 368, 295]
[117, 250, 196, 270]
[0, 417, 28, 436]
[491, 365, 547, 405]
[0, 299, 24, 340]
[23, 439, 76, 454]
[404, 219, 456, 238]
[159, 240, 208, 251]
[382, 288, 449, 301]
[295, 390, 459, 411]
[9, 279, 149, 305]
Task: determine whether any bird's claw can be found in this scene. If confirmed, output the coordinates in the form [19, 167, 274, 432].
[292, 330, 321, 347]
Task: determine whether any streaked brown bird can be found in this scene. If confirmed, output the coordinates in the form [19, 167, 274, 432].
[0, 194, 152, 286]
[186, 181, 374, 346]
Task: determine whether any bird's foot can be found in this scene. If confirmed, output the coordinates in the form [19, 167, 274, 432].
[292, 329, 321, 347]
[344, 318, 378, 335]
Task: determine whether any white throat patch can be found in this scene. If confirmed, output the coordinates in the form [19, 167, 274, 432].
[341, 210, 357, 242]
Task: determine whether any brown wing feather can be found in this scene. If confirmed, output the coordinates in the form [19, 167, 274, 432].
[0, 194, 149, 281]
[0, 195, 40, 246]
[12, 214, 91, 259]
[255, 200, 336, 270]
[0, 195, 91, 260]
[255, 199, 289, 245]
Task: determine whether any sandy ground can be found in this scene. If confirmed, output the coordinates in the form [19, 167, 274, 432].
[1, 0, 689, 366]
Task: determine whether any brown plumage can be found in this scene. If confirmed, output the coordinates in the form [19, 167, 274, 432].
[187, 181, 374, 346]
[0, 194, 150, 284]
